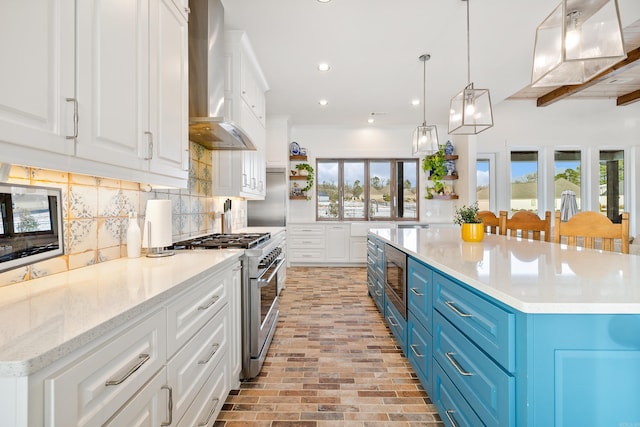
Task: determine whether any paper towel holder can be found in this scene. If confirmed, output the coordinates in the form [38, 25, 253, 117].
[142, 199, 175, 258]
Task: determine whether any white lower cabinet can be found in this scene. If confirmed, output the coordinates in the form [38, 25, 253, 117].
[325, 224, 349, 262]
[20, 258, 242, 427]
[287, 224, 326, 263]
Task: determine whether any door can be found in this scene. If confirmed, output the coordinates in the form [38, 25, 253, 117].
[0, 0, 75, 157]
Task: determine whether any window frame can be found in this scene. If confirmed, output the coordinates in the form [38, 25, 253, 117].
[315, 158, 419, 222]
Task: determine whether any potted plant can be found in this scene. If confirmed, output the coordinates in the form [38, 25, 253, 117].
[421, 147, 446, 198]
[294, 163, 315, 196]
[453, 202, 484, 242]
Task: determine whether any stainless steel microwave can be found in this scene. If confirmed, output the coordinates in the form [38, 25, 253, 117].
[0, 183, 64, 272]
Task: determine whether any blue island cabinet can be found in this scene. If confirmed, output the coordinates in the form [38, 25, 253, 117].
[407, 257, 434, 396]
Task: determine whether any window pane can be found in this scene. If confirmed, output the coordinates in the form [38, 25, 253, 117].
[317, 160, 339, 219]
[554, 150, 581, 211]
[343, 161, 366, 219]
[476, 159, 490, 211]
[397, 160, 418, 219]
[599, 150, 624, 222]
[369, 161, 391, 219]
[510, 151, 538, 213]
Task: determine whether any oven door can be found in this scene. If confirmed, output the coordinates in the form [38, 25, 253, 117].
[249, 256, 284, 363]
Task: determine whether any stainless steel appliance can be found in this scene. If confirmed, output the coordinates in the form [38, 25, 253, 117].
[172, 231, 286, 379]
[384, 243, 407, 319]
[247, 168, 287, 227]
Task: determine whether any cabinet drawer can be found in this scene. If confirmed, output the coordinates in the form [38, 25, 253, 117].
[433, 272, 514, 371]
[168, 304, 229, 425]
[288, 236, 324, 248]
[408, 257, 432, 333]
[434, 311, 514, 427]
[288, 248, 325, 262]
[46, 309, 167, 427]
[288, 224, 324, 236]
[433, 361, 484, 427]
[167, 270, 228, 357]
[384, 300, 406, 353]
[178, 357, 229, 427]
[407, 312, 432, 394]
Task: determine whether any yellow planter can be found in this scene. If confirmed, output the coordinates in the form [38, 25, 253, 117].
[460, 223, 484, 242]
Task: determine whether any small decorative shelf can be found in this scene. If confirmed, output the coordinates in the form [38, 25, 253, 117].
[431, 194, 459, 200]
[289, 195, 308, 200]
[428, 175, 459, 181]
[290, 155, 308, 161]
[444, 155, 459, 161]
[290, 175, 307, 180]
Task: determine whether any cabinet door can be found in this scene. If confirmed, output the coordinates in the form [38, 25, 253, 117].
[325, 224, 349, 262]
[75, 0, 148, 171]
[104, 368, 169, 427]
[148, 0, 189, 178]
[0, 0, 75, 157]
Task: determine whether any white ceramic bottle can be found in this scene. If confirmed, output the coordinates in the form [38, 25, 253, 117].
[127, 211, 141, 258]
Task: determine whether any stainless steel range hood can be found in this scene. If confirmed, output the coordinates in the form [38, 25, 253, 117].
[188, 0, 255, 150]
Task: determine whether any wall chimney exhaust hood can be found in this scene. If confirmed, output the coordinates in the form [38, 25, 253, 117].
[188, 0, 255, 150]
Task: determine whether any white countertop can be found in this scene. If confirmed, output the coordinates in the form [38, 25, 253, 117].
[0, 250, 242, 377]
[371, 227, 640, 315]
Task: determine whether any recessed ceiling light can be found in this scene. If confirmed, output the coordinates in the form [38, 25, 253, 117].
[367, 117, 375, 124]
[411, 99, 420, 106]
[319, 99, 328, 106]
[317, 62, 330, 72]
[317, 0, 332, 3]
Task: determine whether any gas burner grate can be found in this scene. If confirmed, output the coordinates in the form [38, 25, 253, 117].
[172, 232, 271, 250]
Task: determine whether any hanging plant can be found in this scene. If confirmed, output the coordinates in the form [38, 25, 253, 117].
[295, 163, 315, 193]
[422, 146, 446, 198]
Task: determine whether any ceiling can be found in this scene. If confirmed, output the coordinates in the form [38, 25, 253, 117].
[221, 0, 640, 128]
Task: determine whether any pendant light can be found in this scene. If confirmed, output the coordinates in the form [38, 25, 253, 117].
[531, 0, 626, 87]
[412, 54, 439, 156]
[448, 0, 493, 135]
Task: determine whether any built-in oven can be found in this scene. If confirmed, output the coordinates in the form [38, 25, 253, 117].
[385, 243, 407, 319]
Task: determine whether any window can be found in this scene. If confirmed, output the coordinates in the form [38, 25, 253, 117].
[316, 159, 419, 221]
[476, 154, 495, 212]
[599, 150, 624, 222]
[510, 151, 538, 213]
[554, 150, 581, 211]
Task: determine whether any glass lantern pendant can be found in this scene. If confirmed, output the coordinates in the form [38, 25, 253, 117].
[531, 0, 626, 87]
[412, 54, 439, 156]
[448, 0, 493, 135]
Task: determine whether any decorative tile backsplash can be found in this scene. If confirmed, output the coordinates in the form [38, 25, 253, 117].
[0, 142, 246, 287]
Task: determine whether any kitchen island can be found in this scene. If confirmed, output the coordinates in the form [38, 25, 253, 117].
[0, 250, 243, 426]
[369, 226, 640, 427]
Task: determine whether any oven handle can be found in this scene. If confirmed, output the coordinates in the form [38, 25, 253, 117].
[257, 257, 285, 288]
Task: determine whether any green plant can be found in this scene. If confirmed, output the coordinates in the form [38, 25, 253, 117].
[422, 147, 446, 198]
[295, 163, 315, 193]
[453, 202, 482, 225]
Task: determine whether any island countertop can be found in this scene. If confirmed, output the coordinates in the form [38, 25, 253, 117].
[370, 226, 640, 314]
[0, 250, 243, 377]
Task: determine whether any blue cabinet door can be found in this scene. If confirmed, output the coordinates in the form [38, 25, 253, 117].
[408, 311, 432, 395]
[408, 257, 432, 333]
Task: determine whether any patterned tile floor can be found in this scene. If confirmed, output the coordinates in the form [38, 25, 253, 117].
[215, 267, 444, 427]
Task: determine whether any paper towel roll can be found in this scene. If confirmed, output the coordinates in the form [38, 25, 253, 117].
[142, 199, 173, 249]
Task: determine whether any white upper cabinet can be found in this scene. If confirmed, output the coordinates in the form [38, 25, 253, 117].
[0, 0, 75, 157]
[0, 0, 188, 187]
[213, 31, 268, 199]
[75, 0, 188, 183]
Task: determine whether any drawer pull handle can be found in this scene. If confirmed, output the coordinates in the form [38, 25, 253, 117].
[161, 385, 173, 426]
[445, 352, 473, 377]
[375, 290, 382, 296]
[105, 353, 150, 386]
[445, 300, 472, 318]
[410, 288, 424, 296]
[386, 315, 399, 327]
[198, 397, 220, 426]
[198, 343, 220, 365]
[409, 344, 424, 358]
[198, 295, 220, 310]
[445, 409, 460, 427]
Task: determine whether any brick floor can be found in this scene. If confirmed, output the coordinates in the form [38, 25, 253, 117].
[215, 267, 443, 427]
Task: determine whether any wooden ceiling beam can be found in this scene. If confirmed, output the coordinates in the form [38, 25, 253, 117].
[536, 46, 640, 107]
[617, 89, 640, 106]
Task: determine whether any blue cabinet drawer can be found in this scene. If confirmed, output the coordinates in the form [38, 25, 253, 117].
[408, 257, 432, 333]
[407, 311, 432, 395]
[433, 361, 485, 427]
[385, 299, 407, 353]
[373, 276, 384, 312]
[433, 272, 515, 371]
[434, 311, 514, 427]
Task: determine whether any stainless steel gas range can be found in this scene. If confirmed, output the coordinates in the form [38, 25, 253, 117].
[172, 230, 286, 379]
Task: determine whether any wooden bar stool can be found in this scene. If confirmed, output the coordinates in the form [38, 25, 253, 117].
[499, 210, 552, 242]
[554, 211, 629, 253]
